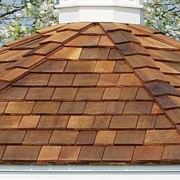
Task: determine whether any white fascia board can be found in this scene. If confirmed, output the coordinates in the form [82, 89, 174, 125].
[0, 165, 180, 173]
[1, 165, 180, 180]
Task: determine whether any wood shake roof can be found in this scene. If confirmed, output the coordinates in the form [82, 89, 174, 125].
[0, 22, 180, 164]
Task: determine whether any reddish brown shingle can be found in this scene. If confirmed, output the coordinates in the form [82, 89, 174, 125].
[95, 131, 116, 145]
[133, 146, 163, 162]
[5, 102, 34, 114]
[59, 146, 81, 161]
[78, 146, 104, 162]
[114, 130, 145, 145]
[3, 146, 41, 161]
[67, 116, 94, 129]
[50, 130, 78, 145]
[1, 22, 180, 165]
[38, 116, 69, 129]
[23, 130, 52, 145]
[0, 130, 26, 144]
[0, 116, 22, 129]
[103, 146, 134, 162]
[38, 146, 61, 161]
[76, 131, 97, 145]
[110, 115, 138, 129]
[19, 116, 40, 129]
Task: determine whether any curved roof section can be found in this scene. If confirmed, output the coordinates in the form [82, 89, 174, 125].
[0, 22, 180, 164]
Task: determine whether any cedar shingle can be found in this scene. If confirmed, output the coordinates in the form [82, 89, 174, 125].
[92, 116, 111, 129]
[133, 146, 163, 162]
[102, 88, 122, 100]
[38, 116, 69, 129]
[0, 68, 27, 82]
[41, 31, 78, 44]
[19, 116, 40, 129]
[145, 130, 180, 144]
[124, 101, 153, 115]
[155, 115, 174, 129]
[65, 61, 96, 73]
[108, 48, 124, 60]
[103, 146, 134, 162]
[0, 116, 22, 129]
[14, 73, 51, 86]
[26, 43, 61, 56]
[38, 146, 61, 161]
[136, 87, 153, 100]
[125, 55, 157, 69]
[84, 102, 108, 115]
[145, 82, 180, 96]
[80, 48, 110, 60]
[116, 43, 149, 56]
[49, 74, 75, 86]
[75, 88, 104, 100]
[73, 74, 99, 86]
[100, 22, 120, 31]
[151, 103, 164, 114]
[33, 102, 60, 114]
[50, 130, 78, 145]
[110, 115, 138, 129]
[3, 146, 41, 161]
[5, 102, 34, 114]
[98, 36, 114, 46]
[108, 30, 129, 44]
[95, 131, 116, 145]
[78, 146, 104, 162]
[59, 146, 81, 161]
[59, 102, 86, 114]
[52, 88, 78, 100]
[137, 115, 156, 129]
[48, 47, 82, 60]
[119, 87, 138, 100]
[0, 87, 28, 100]
[135, 68, 167, 83]
[76, 131, 97, 145]
[67, 116, 94, 129]
[94, 61, 115, 72]
[114, 61, 133, 73]
[58, 22, 90, 31]
[23, 130, 52, 145]
[0, 130, 26, 144]
[98, 74, 119, 86]
[66, 35, 100, 47]
[114, 130, 145, 145]
[163, 145, 180, 161]
[81, 25, 105, 35]
[0, 146, 5, 160]
[118, 74, 142, 86]
[26, 87, 54, 100]
[106, 102, 125, 115]
[8, 55, 45, 69]
[31, 60, 67, 73]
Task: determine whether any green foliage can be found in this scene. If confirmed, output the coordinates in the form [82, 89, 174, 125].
[0, 0, 59, 44]
[144, 0, 180, 40]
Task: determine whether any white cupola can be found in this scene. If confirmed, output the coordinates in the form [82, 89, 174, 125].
[55, 0, 144, 24]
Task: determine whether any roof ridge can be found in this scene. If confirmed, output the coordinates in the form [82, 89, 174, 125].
[100, 24, 180, 133]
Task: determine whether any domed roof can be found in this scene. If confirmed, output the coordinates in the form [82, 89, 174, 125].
[0, 22, 180, 164]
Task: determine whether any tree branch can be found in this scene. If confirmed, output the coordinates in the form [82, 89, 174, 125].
[0, 7, 23, 18]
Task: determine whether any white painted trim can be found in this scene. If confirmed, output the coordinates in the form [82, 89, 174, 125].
[0, 165, 180, 173]
[1, 165, 180, 180]
[55, 0, 144, 24]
